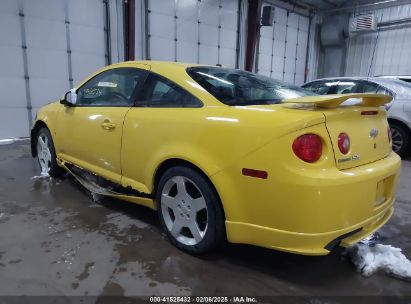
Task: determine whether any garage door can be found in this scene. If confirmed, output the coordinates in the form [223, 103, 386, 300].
[0, 0, 109, 139]
[147, 0, 240, 68]
[256, 5, 309, 85]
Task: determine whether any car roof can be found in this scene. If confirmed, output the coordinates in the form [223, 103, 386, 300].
[377, 75, 411, 79]
[304, 77, 366, 83]
[111, 60, 204, 69]
[304, 76, 411, 84]
[303, 77, 411, 98]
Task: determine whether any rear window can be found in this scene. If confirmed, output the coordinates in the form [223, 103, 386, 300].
[186, 67, 314, 106]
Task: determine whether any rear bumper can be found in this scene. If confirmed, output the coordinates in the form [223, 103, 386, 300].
[212, 149, 401, 255]
[226, 201, 394, 256]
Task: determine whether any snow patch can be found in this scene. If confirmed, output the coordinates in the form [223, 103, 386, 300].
[31, 172, 50, 180]
[91, 192, 102, 203]
[359, 232, 380, 246]
[347, 243, 411, 281]
[0, 139, 16, 145]
[0, 137, 29, 145]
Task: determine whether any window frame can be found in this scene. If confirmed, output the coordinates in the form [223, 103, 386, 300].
[73, 67, 149, 108]
[133, 71, 203, 108]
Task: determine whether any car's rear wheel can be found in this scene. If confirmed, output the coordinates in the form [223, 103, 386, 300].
[36, 128, 65, 178]
[156, 166, 225, 255]
[390, 123, 409, 158]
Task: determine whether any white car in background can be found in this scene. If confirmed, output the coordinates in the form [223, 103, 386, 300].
[377, 75, 411, 84]
[302, 77, 411, 157]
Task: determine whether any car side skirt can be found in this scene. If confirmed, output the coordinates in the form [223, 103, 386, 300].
[57, 159, 156, 210]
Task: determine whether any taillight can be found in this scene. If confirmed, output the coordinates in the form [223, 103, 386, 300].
[338, 132, 350, 154]
[388, 126, 392, 143]
[292, 134, 323, 163]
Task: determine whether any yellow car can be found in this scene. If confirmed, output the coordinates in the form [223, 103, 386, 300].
[31, 61, 401, 255]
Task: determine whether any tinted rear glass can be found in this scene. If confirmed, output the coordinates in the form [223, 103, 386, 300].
[186, 67, 314, 106]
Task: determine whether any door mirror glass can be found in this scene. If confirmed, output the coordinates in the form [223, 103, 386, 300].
[61, 89, 77, 106]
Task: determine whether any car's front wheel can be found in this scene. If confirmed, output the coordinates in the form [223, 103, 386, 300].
[390, 123, 410, 158]
[156, 166, 225, 255]
[36, 128, 65, 178]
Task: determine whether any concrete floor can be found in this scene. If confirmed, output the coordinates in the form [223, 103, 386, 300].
[0, 140, 410, 297]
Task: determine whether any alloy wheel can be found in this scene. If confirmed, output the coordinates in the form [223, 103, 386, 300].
[37, 134, 52, 173]
[391, 127, 403, 153]
[160, 176, 208, 246]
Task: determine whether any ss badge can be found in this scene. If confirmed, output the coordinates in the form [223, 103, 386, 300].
[352, 154, 360, 161]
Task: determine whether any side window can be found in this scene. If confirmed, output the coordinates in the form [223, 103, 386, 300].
[137, 73, 202, 107]
[76, 68, 146, 106]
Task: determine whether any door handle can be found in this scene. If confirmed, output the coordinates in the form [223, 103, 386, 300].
[102, 120, 116, 130]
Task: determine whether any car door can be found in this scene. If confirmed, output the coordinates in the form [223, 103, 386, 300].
[120, 72, 203, 193]
[56, 66, 149, 184]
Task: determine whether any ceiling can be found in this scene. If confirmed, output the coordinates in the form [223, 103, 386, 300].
[298, 0, 348, 10]
[282, 0, 408, 11]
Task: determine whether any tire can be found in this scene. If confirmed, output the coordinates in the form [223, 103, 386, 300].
[36, 128, 66, 178]
[156, 166, 225, 255]
[390, 123, 410, 158]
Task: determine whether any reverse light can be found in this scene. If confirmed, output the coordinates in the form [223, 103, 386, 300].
[338, 132, 350, 155]
[388, 126, 392, 143]
[292, 134, 323, 163]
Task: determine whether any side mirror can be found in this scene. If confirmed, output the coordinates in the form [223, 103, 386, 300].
[60, 88, 77, 106]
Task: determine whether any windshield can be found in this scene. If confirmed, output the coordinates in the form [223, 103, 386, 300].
[186, 67, 315, 106]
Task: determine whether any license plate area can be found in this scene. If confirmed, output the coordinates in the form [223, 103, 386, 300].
[375, 178, 388, 206]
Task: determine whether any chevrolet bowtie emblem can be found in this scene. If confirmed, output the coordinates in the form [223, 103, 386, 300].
[369, 128, 379, 139]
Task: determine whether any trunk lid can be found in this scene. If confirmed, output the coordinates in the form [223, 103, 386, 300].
[283, 94, 393, 170]
[321, 106, 391, 169]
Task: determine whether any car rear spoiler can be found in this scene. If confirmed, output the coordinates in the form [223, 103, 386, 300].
[282, 93, 392, 109]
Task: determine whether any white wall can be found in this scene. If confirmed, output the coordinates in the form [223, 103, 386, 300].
[255, 4, 311, 85]
[0, 0, 121, 139]
[0, 0, 30, 138]
[146, 0, 240, 68]
[345, 3, 411, 76]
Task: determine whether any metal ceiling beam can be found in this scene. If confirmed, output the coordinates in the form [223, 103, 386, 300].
[262, 0, 311, 16]
[319, 0, 338, 7]
[324, 0, 408, 12]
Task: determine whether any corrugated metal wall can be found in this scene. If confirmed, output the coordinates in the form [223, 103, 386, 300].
[345, 3, 411, 76]
[146, 0, 240, 68]
[255, 4, 310, 85]
[0, 0, 121, 138]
